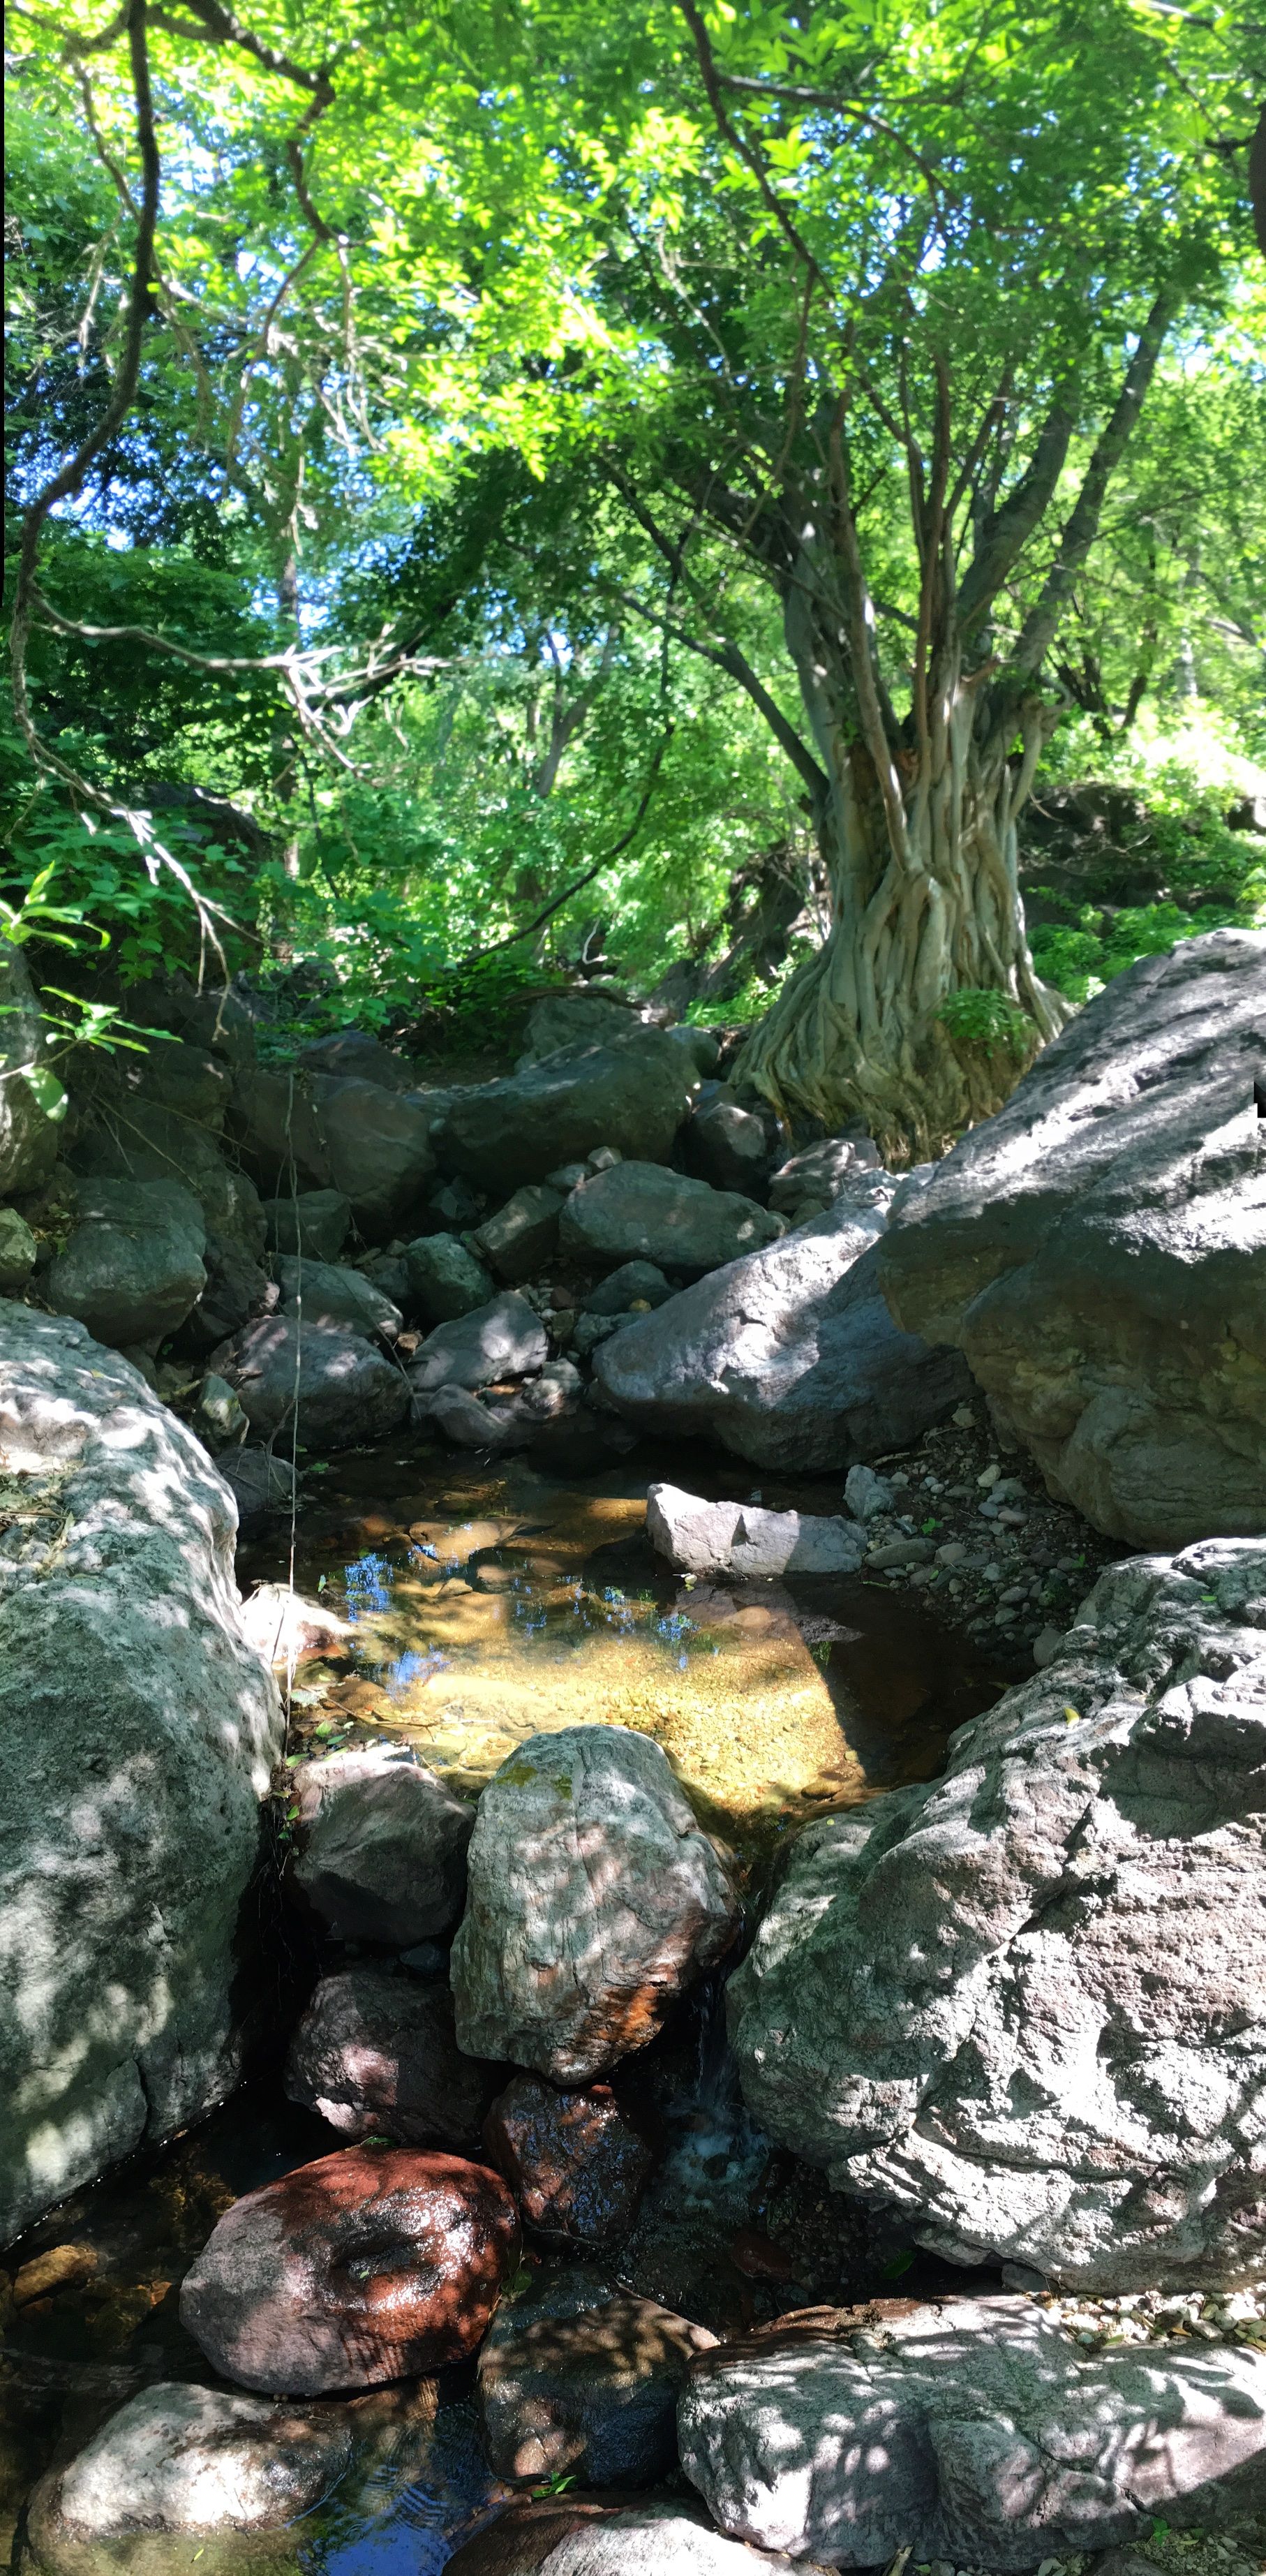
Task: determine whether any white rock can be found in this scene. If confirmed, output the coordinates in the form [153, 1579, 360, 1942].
[27, 2381, 353, 2552]
[646, 1483, 866, 1578]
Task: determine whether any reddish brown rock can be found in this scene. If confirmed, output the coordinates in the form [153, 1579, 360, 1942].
[484, 2075, 655, 2246]
[285, 1968, 505, 2153]
[179, 2145, 519, 2395]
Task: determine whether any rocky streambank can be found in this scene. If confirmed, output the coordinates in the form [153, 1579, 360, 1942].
[1, 928, 1264, 2570]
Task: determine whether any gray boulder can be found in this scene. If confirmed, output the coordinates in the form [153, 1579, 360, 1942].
[276, 1255, 402, 1341]
[299, 1027, 415, 1088]
[768, 1132, 881, 1218]
[647, 1483, 865, 1578]
[285, 1967, 502, 2151]
[478, 2263, 716, 2488]
[220, 1444, 295, 1532]
[727, 1538, 1266, 2293]
[173, 1229, 269, 1359]
[475, 1184, 565, 1284]
[451, 1726, 738, 2084]
[290, 1742, 474, 1945]
[0, 1304, 283, 2239]
[426, 1383, 534, 1451]
[406, 1231, 495, 1322]
[264, 1188, 352, 1261]
[875, 929, 1266, 1547]
[680, 1095, 772, 1198]
[560, 1162, 782, 1280]
[594, 1190, 969, 1471]
[0, 1207, 37, 1292]
[678, 2295, 1266, 2568]
[25, 2381, 355, 2571]
[46, 1176, 207, 1348]
[583, 1261, 673, 1316]
[230, 1069, 435, 1237]
[213, 1314, 410, 1449]
[447, 2498, 817, 2574]
[519, 991, 645, 1063]
[0, 947, 63, 1197]
[435, 1030, 698, 1192]
[410, 1293, 547, 1396]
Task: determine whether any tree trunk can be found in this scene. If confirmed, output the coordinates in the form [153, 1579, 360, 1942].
[733, 538, 1068, 1164]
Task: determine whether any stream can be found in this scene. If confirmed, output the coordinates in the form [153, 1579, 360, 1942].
[1, 1431, 1010, 2571]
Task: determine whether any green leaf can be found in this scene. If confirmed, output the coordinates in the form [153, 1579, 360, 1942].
[22, 1065, 68, 1123]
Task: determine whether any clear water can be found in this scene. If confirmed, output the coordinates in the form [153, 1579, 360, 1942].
[0, 1433, 1006, 2569]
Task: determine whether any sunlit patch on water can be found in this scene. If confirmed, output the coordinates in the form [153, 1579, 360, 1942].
[247, 1437, 1004, 1857]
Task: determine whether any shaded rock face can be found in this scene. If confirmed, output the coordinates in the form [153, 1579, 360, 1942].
[680, 1097, 773, 1199]
[299, 1028, 415, 1089]
[768, 1134, 881, 1218]
[173, 1232, 269, 1360]
[583, 1261, 672, 1317]
[727, 1539, 1266, 2295]
[435, 1030, 698, 1192]
[560, 1162, 782, 1280]
[677, 2295, 1266, 2568]
[875, 929, 1266, 1547]
[451, 1727, 739, 2085]
[285, 1967, 503, 2152]
[0, 1304, 283, 2240]
[0, 1208, 36, 1292]
[221, 1444, 295, 1532]
[230, 1069, 435, 1237]
[26, 2381, 354, 2561]
[47, 1177, 207, 1349]
[214, 1313, 410, 1449]
[0, 946, 61, 1196]
[181, 2144, 520, 2395]
[406, 1232, 494, 1322]
[519, 993, 645, 1064]
[276, 1255, 402, 1341]
[410, 1294, 548, 1397]
[290, 1743, 474, 1946]
[647, 1484, 865, 1579]
[475, 1185, 565, 1284]
[264, 1189, 352, 1262]
[446, 2496, 815, 2574]
[479, 2265, 716, 2489]
[484, 2075, 656, 2245]
[595, 1190, 969, 1471]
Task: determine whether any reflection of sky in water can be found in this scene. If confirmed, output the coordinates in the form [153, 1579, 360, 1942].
[299, 2399, 498, 2576]
[343, 1553, 396, 1620]
[385, 1646, 451, 1696]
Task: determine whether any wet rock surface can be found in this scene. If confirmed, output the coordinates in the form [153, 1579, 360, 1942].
[0, 1304, 283, 2240]
[478, 2261, 717, 2486]
[677, 2293, 1266, 2566]
[729, 1539, 1266, 2292]
[285, 1966, 504, 2151]
[290, 1741, 475, 1944]
[876, 928, 1266, 1547]
[452, 1726, 739, 2083]
[180, 2143, 519, 2393]
[447, 2494, 820, 2573]
[484, 2074, 656, 2244]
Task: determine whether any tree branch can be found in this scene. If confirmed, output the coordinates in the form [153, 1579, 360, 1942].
[955, 383, 1078, 638]
[674, 0, 825, 288]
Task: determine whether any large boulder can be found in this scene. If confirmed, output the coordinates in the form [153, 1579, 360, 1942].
[285, 1967, 503, 2152]
[519, 992, 646, 1063]
[299, 1027, 415, 1088]
[410, 1293, 547, 1397]
[289, 1742, 474, 1944]
[213, 1313, 410, 1449]
[276, 1254, 402, 1341]
[678, 2294, 1266, 2568]
[680, 1095, 773, 1199]
[172, 1231, 269, 1359]
[875, 929, 1266, 1547]
[46, 1176, 207, 1348]
[447, 2497, 817, 2574]
[435, 1030, 698, 1192]
[594, 1190, 969, 1471]
[647, 1483, 865, 1578]
[478, 2263, 716, 2487]
[230, 1069, 435, 1237]
[475, 1185, 565, 1284]
[264, 1188, 352, 1261]
[727, 1538, 1266, 2294]
[560, 1163, 782, 1280]
[180, 2144, 519, 2394]
[26, 2383, 355, 2573]
[0, 1304, 283, 2239]
[406, 1231, 495, 1322]
[0, 946, 62, 1196]
[451, 1726, 738, 2084]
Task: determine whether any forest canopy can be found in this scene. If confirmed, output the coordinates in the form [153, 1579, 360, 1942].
[4, 0, 1265, 1152]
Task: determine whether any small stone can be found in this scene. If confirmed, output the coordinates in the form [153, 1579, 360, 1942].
[583, 1259, 673, 1317]
[934, 1541, 968, 1567]
[1032, 1624, 1065, 1668]
[977, 1463, 1001, 1489]
[475, 1185, 565, 1286]
[544, 1163, 589, 1192]
[952, 1405, 976, 1428]
[193, 1371, 248, 1448]
[844, 1463, 896, 1520]
[587, 1146, 623, 1172]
